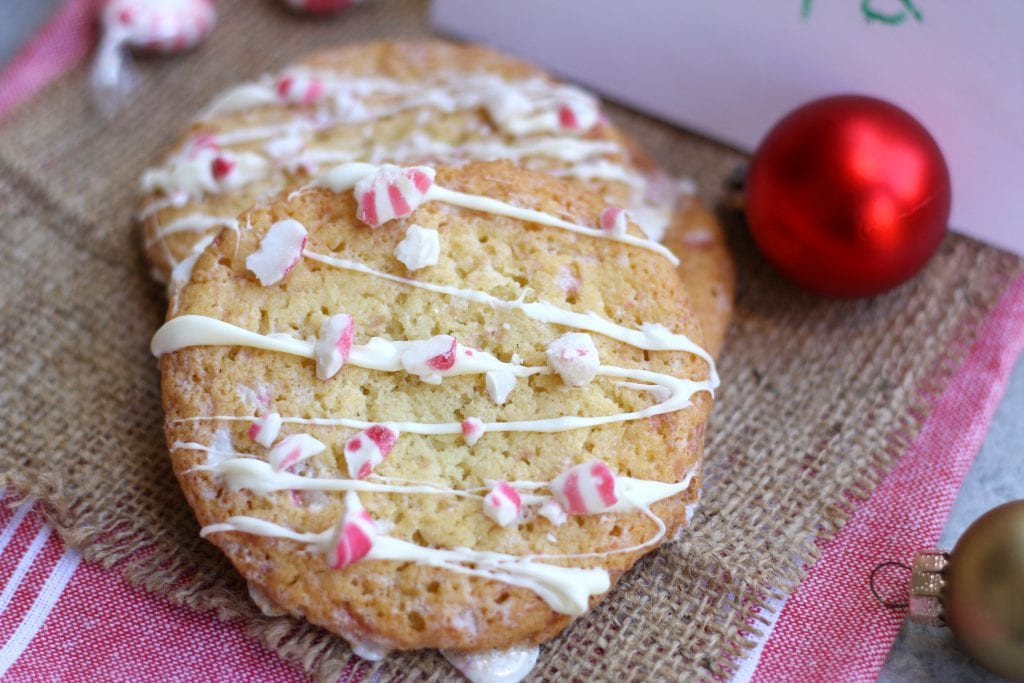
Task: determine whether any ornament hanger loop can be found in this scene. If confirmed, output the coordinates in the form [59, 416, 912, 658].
[869, 561, 912, 609]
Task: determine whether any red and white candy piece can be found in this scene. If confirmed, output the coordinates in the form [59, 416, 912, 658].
[92, 0, 216, 111]
[401, 335, 457, 383]
[550, 460, 620, 515]
[344, 425, 399, 479]
[461, 417, 485, 447]
[325, 491, 377, 569]
[599, 207, 629, 237]
[268, 433, 327, 472]
[354, 165, 435, 227]
[248, 412, 282, 448]
[275, 74, 326, 105]
[210, 152, 237, 183]
[315, 314, 356, 381]
[485, 370, 516, 405]
[482, 482, 521, 527]
[545, 332, 600, 387]
[556, 96, 600, 132]
[246, 219, 308, 286]
[279, 0, 357, 15]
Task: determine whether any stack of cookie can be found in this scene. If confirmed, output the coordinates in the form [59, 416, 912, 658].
[142, 41, 733, 681]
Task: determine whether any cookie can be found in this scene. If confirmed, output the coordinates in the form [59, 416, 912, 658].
[136, 42, 733, 358]
[152, 160, 716, 663]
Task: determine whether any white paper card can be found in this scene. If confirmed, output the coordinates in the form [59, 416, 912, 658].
[432, 0, 1024, 256]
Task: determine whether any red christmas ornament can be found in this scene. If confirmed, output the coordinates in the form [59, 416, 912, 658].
[746, 95, 951, 297]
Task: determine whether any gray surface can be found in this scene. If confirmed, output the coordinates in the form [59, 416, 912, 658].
[879, 350, 1024, 683]
[1, 4, 1021, 682]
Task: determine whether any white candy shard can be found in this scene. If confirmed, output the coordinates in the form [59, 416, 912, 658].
[537, 498, 568, 526]
[267, 433, 326, 472]
[314, 314, 355, 380]
[246, 219, 308, 286]
[325, 491, 377, 569]
[344, 425, 399, 480]
[401, 335, 457, 383]
[545, 332, 600, 387]
[599, 207, 629, 237]
[557, 96, 600, 131]
[248, 412, 282, 448]
[482, 482, 521, 528]
[394, 224, 440, 271]
[461, 417, 485, 447]
[354, 164, 435, 227]
[550, 461, 619, 515]
[485, 370, 516, 405]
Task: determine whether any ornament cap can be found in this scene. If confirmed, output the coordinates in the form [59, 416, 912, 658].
[908, 548, 949, 627]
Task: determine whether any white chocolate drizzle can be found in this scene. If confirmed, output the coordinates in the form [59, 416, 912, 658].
[315, 162, 679, 265]
[442, 645, 540, 683]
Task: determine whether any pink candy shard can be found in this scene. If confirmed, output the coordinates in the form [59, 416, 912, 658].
[275, 74, 326, 105]
[353, 164, 435, 227]
[326, 491, 377, 569]
[314, 314, 356, 381]
[483, 481, 522, 527]
[344, 424, 399, 479]
[599, 207, 629, 237]
[550, 460, 619, 515]
[545, 332, 600, 387]
[248, 412, 282, 448]
[210, 154, 236, 181]
[401, 335, 458, 380]
[267, 433, 327, 472]
[556, 99, 599, 131]
[245, 218, 308, 286]
[461, 417, 485, 447]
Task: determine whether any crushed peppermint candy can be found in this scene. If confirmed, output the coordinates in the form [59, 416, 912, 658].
[275, 74, 325, 105]
[401, 335, 457, 383]
[394, 224, 440, 271]
[210, 153, 236, 182]
[461, 418, 485, 446]
[556, 96, 600, 131]
[599, 207, 629, 237]
[550, 461, 619, 515]
[537, 498, 568, 526]
[482, 482, 521, 527]
[485, 370, 516, 405]
[354, 164, 435, 227]
[344, 425, 399, 479]
[268, 433, 327, 472]
[545, 332, 600, 387]
[314, 314, 355, 380]
[246, 219, 308, 286]
[248, 412, 282, 448]
[325, 491, 377, 569]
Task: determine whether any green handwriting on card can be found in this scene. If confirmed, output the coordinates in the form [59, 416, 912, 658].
[802, 0, 924, 24]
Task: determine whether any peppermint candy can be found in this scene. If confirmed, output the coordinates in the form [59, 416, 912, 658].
[246, 219, 308, 286]
[279, 0, 357, 15]
[545, 332, 600, 387]
[325, 491, 377, 569]
[556, 96, 600, 132]
[485, 370, 516, 405]
[354, 165, 435, 227]
[394, 224, 440, 271]
[461, 417, 485, 447]
[482, 482, 521, 527]
[248, 412, 282, 448]
[599, 207, 629, 237]
[401, 335, 457, 384]
[344, 425, 399, 479]
[267, 433, 327, 472]
[275, 74, 326, 105]
[550, 461, 619, 515]
[314, 314, 356, 381]
[92, 0, 216, 112]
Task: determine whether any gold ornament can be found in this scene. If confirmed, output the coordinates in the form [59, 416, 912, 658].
[910, 500, 1024, 681]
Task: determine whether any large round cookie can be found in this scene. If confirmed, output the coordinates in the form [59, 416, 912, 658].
[152, 160, 715, 656]
[137, 41, 733, 353]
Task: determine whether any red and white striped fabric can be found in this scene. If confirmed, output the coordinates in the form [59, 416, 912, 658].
[4, 4, 1024, 681]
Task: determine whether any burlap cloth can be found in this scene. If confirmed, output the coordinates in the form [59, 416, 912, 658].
[1, 1, 1021, 680]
